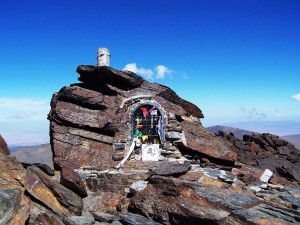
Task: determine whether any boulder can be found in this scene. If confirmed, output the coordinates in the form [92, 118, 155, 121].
[63, 216, 95, 225]
[129, 181, 149, 195]
[180, 120, 237, 162]
[34, 213, 63, 225]
[77, 65, 145, 91]
[0, 152, 30, 224]
[120, 212, 163, 225]
[27, 201, 64, 225]
[25, 166, 83, 216]
[61, 166, 87, 197]
[0, 188, 30, 225]
[148, 161, 191, 177]
[22, 162, 54, 176]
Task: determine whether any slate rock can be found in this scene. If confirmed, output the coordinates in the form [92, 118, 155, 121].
[61, 166, 87, 197]
[0, 152, 30, 224]
[0, 188, 30, 225]
[55, 85, 106, 110]
[121, 212, 163, 225]
[63, 216, 95, 225]
[232, 204, 300, 225]
[148, 161, 191, 177]
[92, 212, 121, 223]
[28, 201, 65, 225]
[0, 134, 9, 155]
[25, 166, 83, 216]
[50, 121, 115, 170]
[34, 213, 63, 225]
[22, 162, 54, 176]
[165, 131, 182, 140]
[130, 180, 149, 195]
[276, 164, 300, 184]
[279, 194, 300, 209]
[180, 120, 237, 162]
[77, 65, 144, 91]
[129, 176, 260, 225]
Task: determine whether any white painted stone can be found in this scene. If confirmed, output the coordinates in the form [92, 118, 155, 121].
[260, 169, 273, 183]
[141, 144, 160, 161]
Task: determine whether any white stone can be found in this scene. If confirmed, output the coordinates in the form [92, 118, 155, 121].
[260, 169, 273, 183]
[130, 181, 149, 194]
[141, 144, 160, 161]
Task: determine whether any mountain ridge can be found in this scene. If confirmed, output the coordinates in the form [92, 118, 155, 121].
[207, 125, 300, 150]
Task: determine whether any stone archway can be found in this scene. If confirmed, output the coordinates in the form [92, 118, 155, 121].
[131, 103, 165, 145]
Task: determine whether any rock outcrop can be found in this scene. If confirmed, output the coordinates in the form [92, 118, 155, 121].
[216, 131, 300, 186]
[0, 134, 9, 155]
[1, 65, 300, 224]
[48, 65, 236, 172]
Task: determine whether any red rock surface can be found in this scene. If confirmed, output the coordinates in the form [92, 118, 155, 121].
[0, 134, 10, 155]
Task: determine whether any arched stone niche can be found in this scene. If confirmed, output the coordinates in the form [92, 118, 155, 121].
[130, 101, 166, 145]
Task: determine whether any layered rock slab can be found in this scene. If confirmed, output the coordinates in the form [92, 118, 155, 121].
[0, 152, 30, 225]
[25, 166, 83, 216]
[49, 65, 236, 174]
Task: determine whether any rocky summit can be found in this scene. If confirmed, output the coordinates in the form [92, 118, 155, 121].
[1, 65, 300, 225]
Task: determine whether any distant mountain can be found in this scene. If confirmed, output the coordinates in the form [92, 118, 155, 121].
[10, 143, 53, 168]
[222, 121, 300, 136]
[282, 134, 300, 150]
[206, 125, 300, 150]
[206, 125, 257, 140]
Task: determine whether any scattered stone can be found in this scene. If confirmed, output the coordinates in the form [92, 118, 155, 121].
[148, 161, 191, 177]
[232, 204, 300, 225]
[34, 213, 63, 225]
[0, 188, 30, 225]
[61, 166, 88, 197]
[25, 166, 83, 216]
[279, 195, 300, 209]
[121, 212, 163, 225]
[260, 169, 273, 183]
[165, 132, 182, 140]
[129, 181, 148, 195]
[22, 162, 54, 176]
[92, 212, 120, 223]
[63, 216, 95, 225]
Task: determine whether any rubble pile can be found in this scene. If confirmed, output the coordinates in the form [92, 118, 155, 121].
[1, 65, 300, 224]
[216, 131, 300, 186]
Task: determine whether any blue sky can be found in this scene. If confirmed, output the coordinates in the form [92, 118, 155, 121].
[1, 0, 299, 145]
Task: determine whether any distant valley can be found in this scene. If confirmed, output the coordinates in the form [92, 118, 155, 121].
[10, 143, 53, 168]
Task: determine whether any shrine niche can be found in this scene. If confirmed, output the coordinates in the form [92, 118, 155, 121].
[132, 103, 164, 144]
[131, 102, 165, 161]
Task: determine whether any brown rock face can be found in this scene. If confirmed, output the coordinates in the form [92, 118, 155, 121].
[216, 131, 300, 186]
[0, 152, 30, 224]
[0, 134, 10, 155]
[48, 65, 236, 174]
[43, 64, 300, 224]
[25, 166, 83, 216]
[129, 175, 261, 225]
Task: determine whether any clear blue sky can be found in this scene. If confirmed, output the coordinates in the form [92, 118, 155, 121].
[1, 0, 299, 145]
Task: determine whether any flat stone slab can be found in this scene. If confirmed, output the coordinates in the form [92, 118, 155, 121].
[148, 161, 191, 177]
[120, 212, 162, 225]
